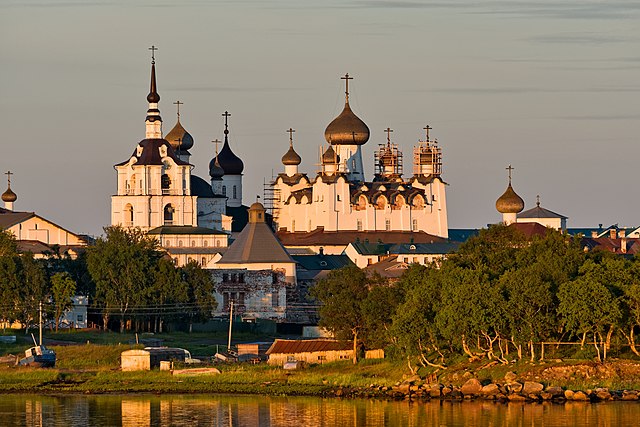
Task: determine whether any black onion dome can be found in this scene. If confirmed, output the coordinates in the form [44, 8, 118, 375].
[147, 63, 160, 103]
[165, 119, 194, 152]
[217, 139, 244, 175]
[496, 184, 525, 214]
[191, 175, 215, 197]
[282, 143, 301, 166]
[209, 156, 225, 179]
[2, 186, 17, 203]
[324, 102, 370, 146]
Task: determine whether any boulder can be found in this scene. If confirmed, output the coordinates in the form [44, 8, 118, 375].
[564, 390, 574, 400]
[595, 389, 611, 401]
[573, 391, 589, 401]
[461, 378, 483, 395]
[441, 385, 453, 396]
[508, 382, 523, 393]
[522, 381, 544, 395]
[481, 383, 501, 396]
[429, 385, 443, 398]
[621, 391, 639, 401]
[545, 386, 564, 396]
[540, 392, 553, 400]
[508, 394, 526, 401]
[504, 371, 517, 382]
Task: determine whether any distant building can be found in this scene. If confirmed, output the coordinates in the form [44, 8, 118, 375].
[211, 203, 296, 321]
[1, 173, 87, 257]
[265, 339, 353, 366]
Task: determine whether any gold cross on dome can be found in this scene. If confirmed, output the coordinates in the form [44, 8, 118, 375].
[211, 139, 221, 155]
[341, 73, 353, 100]
[506, 164, 514, 184]
[287, 128, 295, 144]
[173, 100, 183, 118]
[5, 171, 12, 186]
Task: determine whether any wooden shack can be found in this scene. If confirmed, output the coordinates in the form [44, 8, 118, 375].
[121, 348, 186, 371]
[265, 339, 353, 366]
[236, 342, 272, 362]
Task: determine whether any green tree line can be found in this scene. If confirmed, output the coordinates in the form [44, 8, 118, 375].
[0, 226, 216, 333]
[312, 225, 640, 368]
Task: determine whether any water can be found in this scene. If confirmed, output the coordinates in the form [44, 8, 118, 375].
[1, 394, 639, 426]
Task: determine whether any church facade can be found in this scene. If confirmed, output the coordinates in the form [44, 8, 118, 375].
[271, 75, 448, 240]
[110, 52, 250, 266]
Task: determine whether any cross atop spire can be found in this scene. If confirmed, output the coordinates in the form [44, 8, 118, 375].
[424, 125, 432, 142]
[384, 127, 393, 144]
[222, 111, 231, 135]
[536, 194, 540, 207]
[341, 73, 353, 102]
[287, 128, 295, 145]
[5, 171, 12, 187]
[173, 100, 183, 118]
[149, 45, 158, 64]
[506, 164, 514, 185]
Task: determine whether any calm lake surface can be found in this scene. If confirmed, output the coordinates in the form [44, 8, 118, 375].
[1, 394, 639, 426]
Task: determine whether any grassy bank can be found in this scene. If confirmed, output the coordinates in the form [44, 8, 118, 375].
[3, 331, 640, 397]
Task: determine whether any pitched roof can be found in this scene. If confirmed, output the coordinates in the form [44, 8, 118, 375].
[509, 222, 551, 238]
[277, 228, 446, 246]
[266, 339, 351, 355]
[115, 138, 189, 167]
[388, 242, 460, 254]
[364, 257, 409, 279]
[0, 210, 34, 229]
[518, 205, 567, 219]
[218, 221, 294, 264]
[292, 254, 353, 271]
[448, 228, 480, 243]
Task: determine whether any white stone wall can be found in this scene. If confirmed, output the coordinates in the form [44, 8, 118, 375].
[6, 216, 86, 246]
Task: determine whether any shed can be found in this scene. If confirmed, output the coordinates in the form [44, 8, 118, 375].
[236, 342, 272, 362]
[121, 348, 186, 371]
[265, 339, 353, 366]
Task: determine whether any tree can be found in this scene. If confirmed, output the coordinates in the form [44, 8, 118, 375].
[310, 265, 370, 364]
[149, 258, 187, 333]
[0, 230, 20, 328]
[51, 272, 76, 332]
[87, 226, 163, 332]
[180, 260, 217, 333]
[14, 253, 48, 333]
[558, 259, 622, 361]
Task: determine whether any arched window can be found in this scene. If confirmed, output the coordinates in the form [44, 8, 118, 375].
[357, 195, 367, 210]
[215, 240, 220, 247]
[222, 186, 227, 196]
[124, 204, 133, 226]
[233, 185, 237, 199]
[178, 240, 183, 247]
[130, 174, 137, 194]
[357, 220, 363, 231]
[191, 240, 196, 247]
[161, 174, 171, 194]
[375, 195, 387, 210]
[394, 195, 405, 209]
[201, 257, 206, 266]
[412, 195, 424, 209]
[203, 241, 208, 247]
[164, 204, 174, 225]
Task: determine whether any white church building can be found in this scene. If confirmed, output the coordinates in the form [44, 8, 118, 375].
[272, 74, 448, 246]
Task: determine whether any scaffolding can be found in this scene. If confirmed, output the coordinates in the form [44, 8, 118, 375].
[413, 139, 442, 177]
[374, 142, 403, 177]
[263, 175, 281, 230]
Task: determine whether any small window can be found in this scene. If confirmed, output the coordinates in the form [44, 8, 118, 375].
[357, 220, 363, 231]
[222, 186, 227, 196]
[203, 241, 208, 247]
[385, 219, 391, 231]
[76, 315, 83, 322]
[272, 289, 279, 306]
[191, 240, 196, 247]
[178, 240, 183, 247]
[272, 273, 278, 284]
[223, 273, 229, 282]
[233, 185, 237, 199]
[239, 273, 245, 283]
[201, 257, 206, 265]
[412, 219, 418, 231]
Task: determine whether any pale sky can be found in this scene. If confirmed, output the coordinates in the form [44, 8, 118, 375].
[2, 0, 639, 236]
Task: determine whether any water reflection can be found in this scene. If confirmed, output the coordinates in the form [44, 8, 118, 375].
[1, 394, 639, 426]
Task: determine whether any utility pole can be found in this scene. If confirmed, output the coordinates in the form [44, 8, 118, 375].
[227, 301, 234, 354]
[39, 301, 43, 346]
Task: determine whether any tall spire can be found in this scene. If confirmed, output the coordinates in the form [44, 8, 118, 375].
[145, 45, 162, 139]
